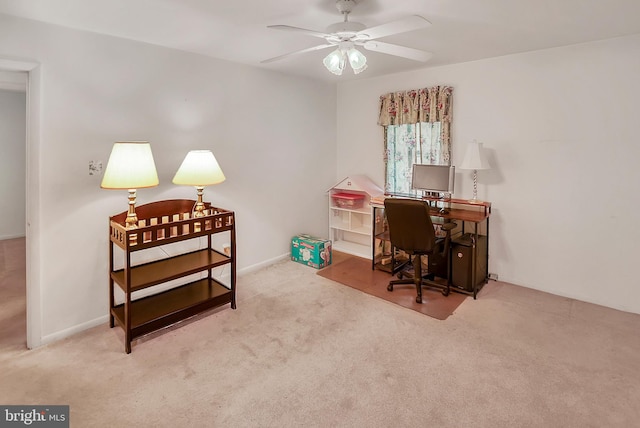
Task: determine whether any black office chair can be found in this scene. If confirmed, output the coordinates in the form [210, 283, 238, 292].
[384, 198, 456, 303]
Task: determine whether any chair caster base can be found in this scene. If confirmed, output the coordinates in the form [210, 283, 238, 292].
[441, 288, 450, 296]
[416, 296, 422, 304]
[387, 284, 394, 292]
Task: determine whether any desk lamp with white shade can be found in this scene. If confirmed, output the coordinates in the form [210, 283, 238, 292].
[100, 141, 159, 229]
[459, 140, 490, 204]
[172, 150, 226, 217]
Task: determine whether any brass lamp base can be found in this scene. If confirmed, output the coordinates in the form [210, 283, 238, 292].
[125, 189, 139, 229]
[193, 186, 206, 218]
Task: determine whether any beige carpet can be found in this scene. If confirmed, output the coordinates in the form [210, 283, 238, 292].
[2, 240, 640, 427]
[317, 253, 467, 320]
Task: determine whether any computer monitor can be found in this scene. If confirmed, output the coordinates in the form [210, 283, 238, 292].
[411, 164, 455, 194]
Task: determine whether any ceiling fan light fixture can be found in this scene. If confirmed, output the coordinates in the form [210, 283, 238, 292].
[347, 48, 367, 74]
[323, 48, 346, 75]
[264, 0, 433, 75]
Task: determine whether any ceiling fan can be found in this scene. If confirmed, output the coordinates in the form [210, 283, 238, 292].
[262, 0, 433, 75]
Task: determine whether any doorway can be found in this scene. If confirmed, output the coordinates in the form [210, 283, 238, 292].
[0, 77, 27, 350]
[0, 59, 41, 349]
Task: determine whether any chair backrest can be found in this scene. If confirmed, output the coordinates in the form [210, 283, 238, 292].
[384, 198, 436, 254]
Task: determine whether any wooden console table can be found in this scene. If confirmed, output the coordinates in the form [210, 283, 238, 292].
[371, 195, 491, 298]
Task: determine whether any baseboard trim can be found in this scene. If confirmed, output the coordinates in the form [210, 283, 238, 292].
[35, 253, 291, 348]
[39, 315, 109, 348]
[0, 234, 26, 241]
[237, 253, 290, 276]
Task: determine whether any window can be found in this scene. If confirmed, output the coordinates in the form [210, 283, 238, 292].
[377, 86, 453, 196]
[384, 122, 445, 196]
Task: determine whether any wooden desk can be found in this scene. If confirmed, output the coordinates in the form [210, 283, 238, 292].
[371, 195, 491, 299]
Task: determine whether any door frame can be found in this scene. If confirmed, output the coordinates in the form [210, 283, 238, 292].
[0, 58, 42, 349]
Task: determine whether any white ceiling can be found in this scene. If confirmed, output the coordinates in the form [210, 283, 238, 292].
[1, 0, 640, 82]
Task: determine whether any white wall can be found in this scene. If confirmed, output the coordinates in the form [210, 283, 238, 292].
[0, 14, 337, 344]
[337, 34, 640, 314]
[0, 88, 26, 239]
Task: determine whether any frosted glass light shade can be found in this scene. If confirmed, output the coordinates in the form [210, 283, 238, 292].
[347, 48, 367, 74]
[459, 140, 490, 171]
[323, 46, 368, 75]
[101, 141, 159, 189]
[172, 150, 226, 186]
[323, 49, 345, 75]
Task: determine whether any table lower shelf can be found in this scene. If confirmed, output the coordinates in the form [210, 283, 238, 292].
[112, 248, 230, 293]
[111, 278, 233, 339]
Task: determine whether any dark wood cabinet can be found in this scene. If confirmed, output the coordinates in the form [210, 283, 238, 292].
[108, 199, 236, 353]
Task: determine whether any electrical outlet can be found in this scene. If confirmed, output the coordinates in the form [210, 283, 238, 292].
[89, 160, 103, 176]
[488, 273, 499, 281]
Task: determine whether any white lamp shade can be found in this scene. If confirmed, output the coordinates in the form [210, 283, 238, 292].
[459, 140, 490, 170]
[101, 141, 159, 189]
[172, 150, 226, 186]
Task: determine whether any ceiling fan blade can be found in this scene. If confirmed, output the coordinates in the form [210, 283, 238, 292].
[267, 25, 330, 39]
[362, 41, 433, 62]
[357, 15, 431, 40]
[261, 44, 335, 64]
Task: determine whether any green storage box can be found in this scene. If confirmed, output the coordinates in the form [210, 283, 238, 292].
[291, 234, 332, 269]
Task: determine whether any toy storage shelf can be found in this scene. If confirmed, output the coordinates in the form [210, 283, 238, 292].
[328, 176, 383, 259]
[108, 199, 236, 353]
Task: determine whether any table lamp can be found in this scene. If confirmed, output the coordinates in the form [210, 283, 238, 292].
[459, 140, 490, 203]
[172, 150, 226, 217]
[101, 141, 159, 229]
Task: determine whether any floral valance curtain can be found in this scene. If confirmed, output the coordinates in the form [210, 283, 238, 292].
[377, 86, 453, 126]
[379, 86, 453, 195]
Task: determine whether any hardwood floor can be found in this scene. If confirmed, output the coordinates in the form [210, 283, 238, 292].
[317, 251, 467, 320]
[0, 237, 26, 351]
